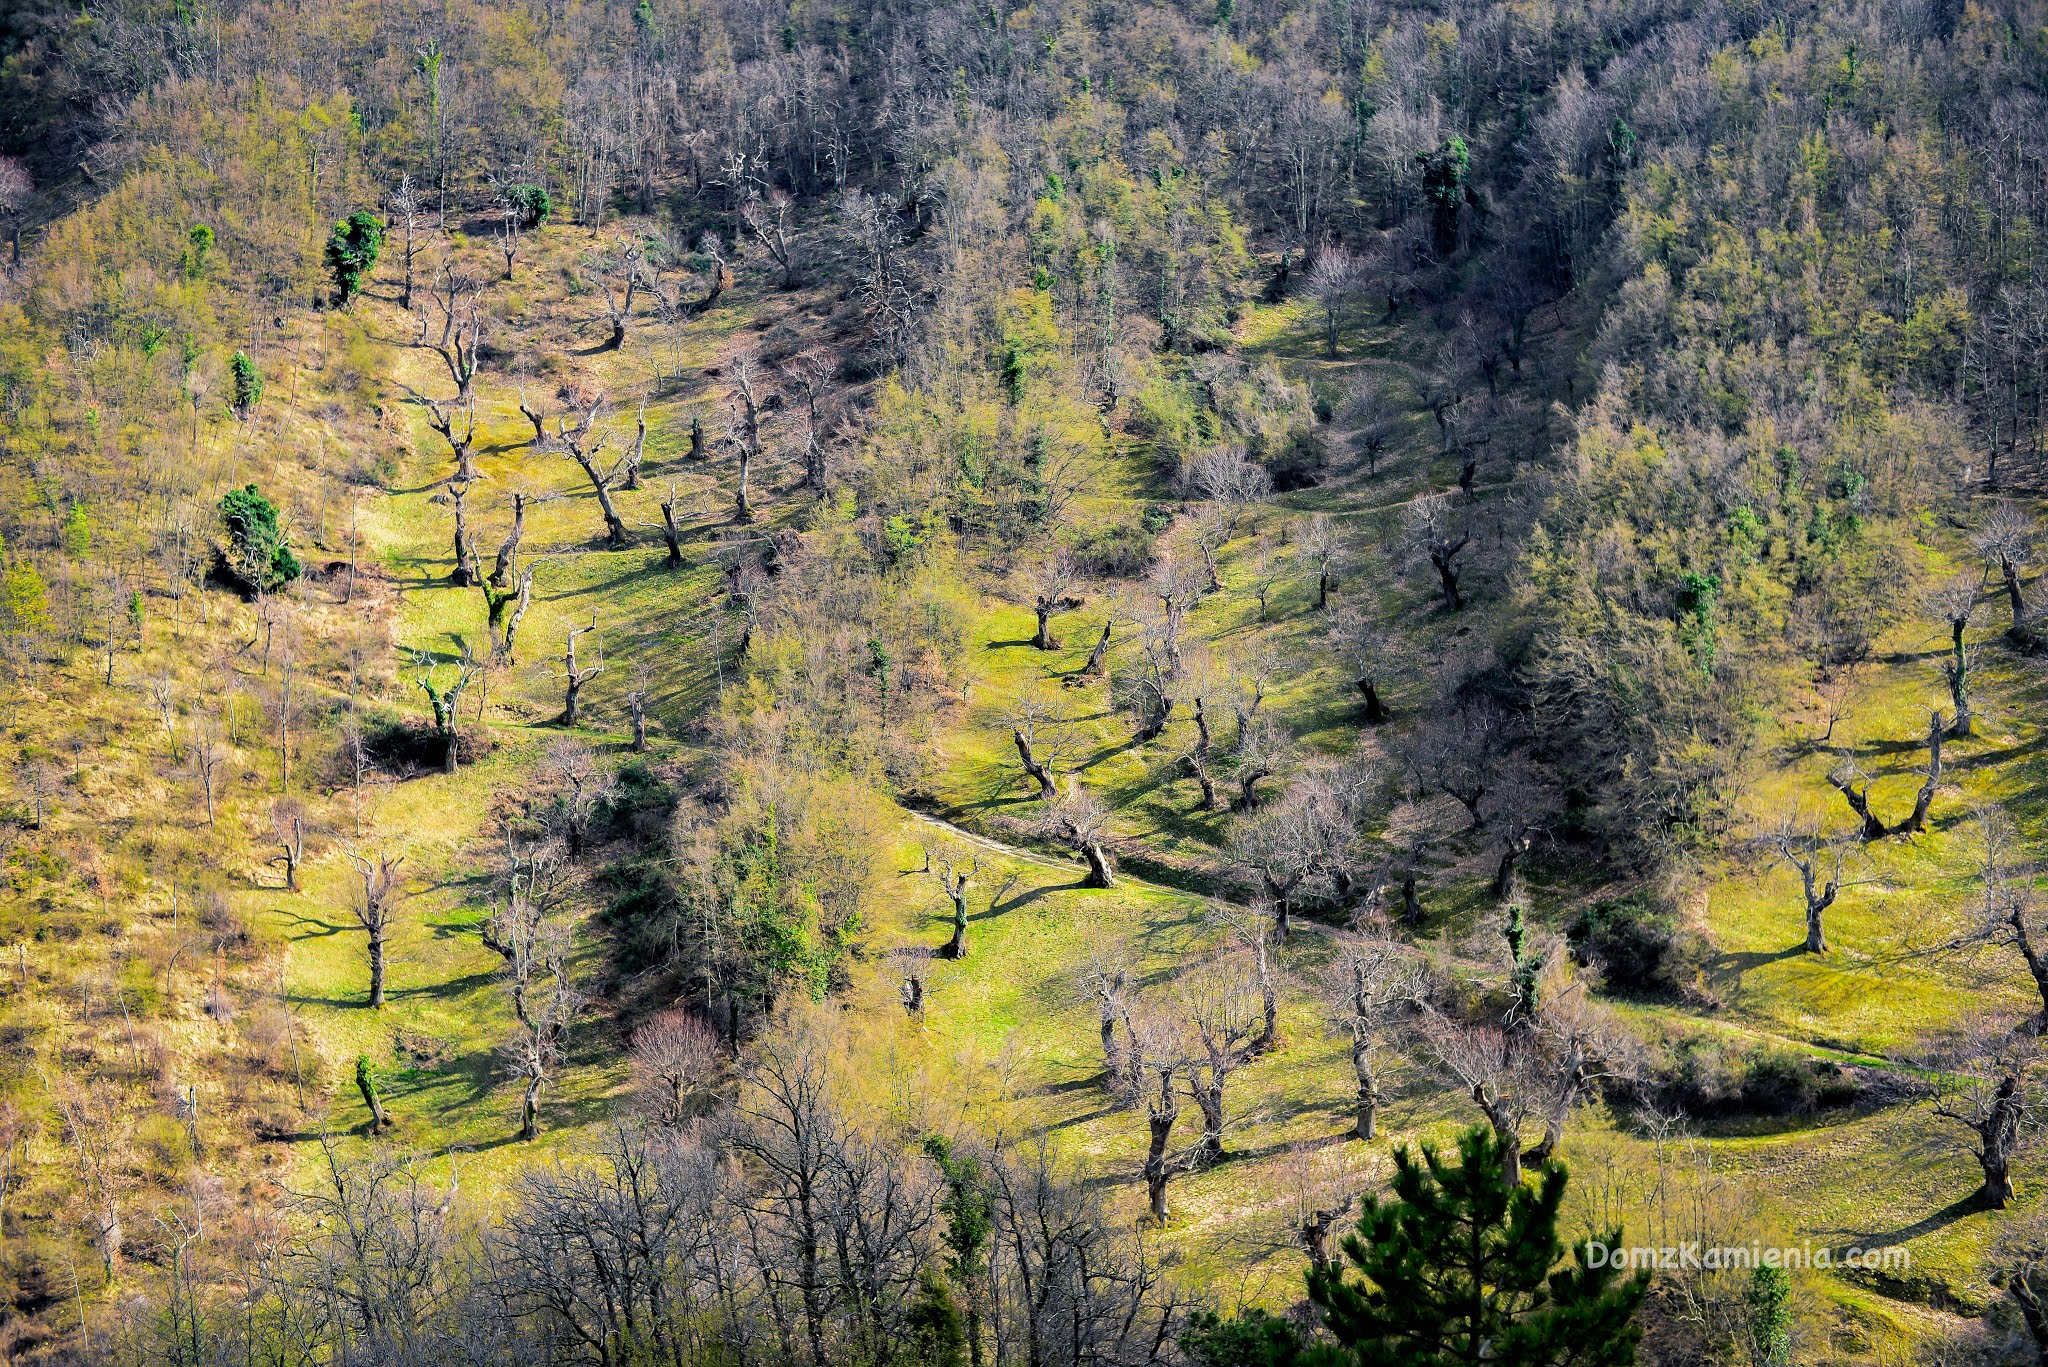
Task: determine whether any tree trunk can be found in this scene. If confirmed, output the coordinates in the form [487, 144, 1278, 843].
[1082, 623, 1112, 676]
[1354, 1052, 1379, 1140]
[1804, 888, 1834, 954]
[442, 728, 459, 775]
[1949, 623, 1975, 737]
[1194, 1076, 1225, 1164]
[1432, 552, 1464, 610]
[688, 417, 705, 461]
[1358, 678, 1390, 724]
[630, 697, 648, 752]
[564, 676, 585, 727]
[944, 888, 968, 959]
[368, 933, 386, 1009]
[1143, 1069, 1178, 1223]
[1081, 843, 1114, 889]
[521, 1075, 542, 1140]
[1032, 604, 1059, 650]
[1013, 729, 1057, 801]
[1402, 872, 1423, 925]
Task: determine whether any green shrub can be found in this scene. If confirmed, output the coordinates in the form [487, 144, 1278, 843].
[324, 210, 384, 305]
[216, 483, 300, 593]
[229, 351, 262, 415]
[509, 184, 552, 228]
[1567, 895, 1678, 996]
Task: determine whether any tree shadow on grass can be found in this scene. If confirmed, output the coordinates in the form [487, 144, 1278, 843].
[1819, 1190, 1987, 1248]
[1707, 945, 1810, 979]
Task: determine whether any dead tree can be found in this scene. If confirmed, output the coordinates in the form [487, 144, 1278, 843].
[655, 481, 694, 568]
[557, 616, 603, 726]
[391, 175, 425, 310]
[345, 851, 406, 1009]
[593, 241, 645, 350]
[1899, 710, 1947, 835]
[481, 559, 540, 662]
[622, 396, 649, 490]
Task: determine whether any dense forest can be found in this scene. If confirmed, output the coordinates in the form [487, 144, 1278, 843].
[7, 0, 2048, 1359]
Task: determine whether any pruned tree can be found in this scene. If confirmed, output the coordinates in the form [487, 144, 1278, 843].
[1824, 754, 1889, 841]
[1083, 955, 1142, 1099]
[1898, 708, 1947, 836]
[924, 841, 978, 959]
[1976, 502, 2036, 641]
[482, 558, 540, 663]
[625, 668, 653, 752]
[1322, 936, 1419, 1140]
[1113, 608, 1183, 743]
[486, 491, 529, 589]
[414, 645, 483, 775]
[653, 480, 698, 569]
[1231, 713, 1296, 810]
[345, 850, 406, 1009]
[1405, 492, 1472, 610]
[1929, 1016, 2039, 1209]
[1926, 573, 1979, 737]
[1135, 1020, 1184, 1223]
[556, 615, 603, 727]
[621, 396, 649, 490]
[270, 797, 307, 891]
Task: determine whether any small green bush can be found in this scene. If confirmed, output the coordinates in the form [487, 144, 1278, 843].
[216, 483, 300, 593]
[230, 351, 263, 415]
[509, 184, 552, 228]
[324, 210, 385, 305]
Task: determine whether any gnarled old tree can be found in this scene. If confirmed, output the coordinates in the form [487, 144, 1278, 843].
[1931, 1019, 2038, 1210]
[484, 834, 582, 1140]
[1825, 708, 1945, 840]
[1020, 550, 1077, 651]
[422, 256, 487, 399]
[1406, 491, 1472, 610]
[922, 838, 977, 959]
[345, 850, 406, 1009]
[414, 646, 483, 775]
[1968, 807, 2048, 1029]
[1295, 513, 1343, 611]
[1045, 784, 1116, 888]
[556, 616, 603, 726]
[1770, 816, 1858, 954]
[1176, 951, 1263, 1165]
[551, 390, 630, 549]
[1227, 771, 1353, 937]
[1003, 687, 1070, 802]
[1331, 602, 1401, 724]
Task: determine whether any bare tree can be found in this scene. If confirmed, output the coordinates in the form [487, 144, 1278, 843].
[629, 1010, 721, 1123]
[1927, 573, 1979, 736]
[423, 258, 487, 398]
[1305, 246, 1363, 357]
[553, 616, 603, 728]
[1188, 447, 1272, 540]
[486, 491, 529, 589]
[1976, 502, 2036, 640]
[1330, 602, 1399, 724]
[1003, 687, 1071, 802]
[1294, 513, 1342, 611]
[1044, 783, 1116, 888]
[589, 240, 645, 350]
[924, 842, 978, 959]
[1342, 376, 1399, 478]
[1770, 815, 1857, 954]
[1930, 1017, 2038, 1209]
[188, 728, 227, 826]
[1177, 952, 1263, 1165]
[1967, 807, 2048, 1028]
[1406, 492, 1472, 610]
[1083, 956, 1142, 1099]
[785, 351, 835, 490]
[725, 357, 766, 523]
[391, 175, 425, 310]
[1424, 1014, 1536, 1187]
[415, 645, 483, 774]
[485, 836, 582, 1140]
[1019, 551, 1078, 651]
[1136, 1021, 1184, 1222]
[741, 190, 798, 289]
[1226, 774, 1350, 937]
[553, 391, 630, 549]
[1322, 936, 1418, 1140]
[270, 798, 307, 891]
[1231, 713, 1296, 810]
[1824, 754, 1889, 841]
[345, 851, 406, 1009]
